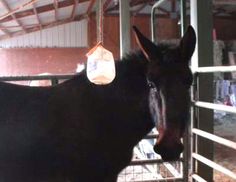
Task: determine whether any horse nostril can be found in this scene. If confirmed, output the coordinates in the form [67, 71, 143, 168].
[153, 143, 160, 154]
[153, 143, 184, 161]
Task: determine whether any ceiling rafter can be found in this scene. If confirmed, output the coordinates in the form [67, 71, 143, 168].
[32, 3, 42, 30]
[70, 0, 78, 20]
[86, 0, 97, 15]
[157, 7, 170, 15]
[0, 25, 12, 37]
[103, 0, 113, 11]
[132, 3, 147, 16]
[130, 0, 156, 7]
[0, 13, 88, 41]
[0, 0, 89, 24]
[105, 0, 156, 14]
[53, 0, 59, 21]
[0, 0, 27, 33]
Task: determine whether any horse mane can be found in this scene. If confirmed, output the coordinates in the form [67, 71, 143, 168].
[59, 43, 178, 88]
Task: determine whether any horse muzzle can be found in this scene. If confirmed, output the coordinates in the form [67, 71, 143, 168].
[153, 141, 184, 161]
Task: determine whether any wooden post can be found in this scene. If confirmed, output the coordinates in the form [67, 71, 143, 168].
[119, 0, 130, 58]
[190, 0, 214, 181]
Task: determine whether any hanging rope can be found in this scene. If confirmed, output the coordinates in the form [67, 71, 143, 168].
[98, 0, 104, 44]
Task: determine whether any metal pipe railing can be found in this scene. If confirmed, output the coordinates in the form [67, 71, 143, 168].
[180, 0, 187, 35]
[191, 174, 207, 182]
[194, 101, 236, 114]
[194, 65, 236, 73]
[151, 0, 168, 42]
[130, 158, 183, 166]
[192, 153, 236, 180]
[192, 128, 236, 150]
[130, 178, 183, 182]
[0, 74, 74, 82]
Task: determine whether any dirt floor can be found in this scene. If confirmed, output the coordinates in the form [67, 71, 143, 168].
[214, 113, 236, 182]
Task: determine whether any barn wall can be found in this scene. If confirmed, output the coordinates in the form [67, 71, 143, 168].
[0, 48, 88, 76]
[0, 15, 235, 78]
[88, 14, 179, 60]
[0, 20, 88, 48]
[214, 18, 236, 40]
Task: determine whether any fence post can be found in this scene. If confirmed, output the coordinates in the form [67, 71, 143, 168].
[190, 0, 214, 181]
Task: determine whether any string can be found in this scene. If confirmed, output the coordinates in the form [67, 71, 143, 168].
[99, 0, 103, 44]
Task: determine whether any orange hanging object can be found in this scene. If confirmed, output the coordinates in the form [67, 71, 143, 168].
[86, 42, 116, 85]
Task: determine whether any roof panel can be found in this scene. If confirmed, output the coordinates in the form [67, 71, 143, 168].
[20, 15, 38, 25]
[75, 1, 90, 15]
[7, 0, 32, 11]
[39, 11, 55, 24]
[34, 0, 54, 7]
[57, 6, 73, 20]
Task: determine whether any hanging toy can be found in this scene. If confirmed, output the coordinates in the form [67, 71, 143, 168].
[86, 42, 116, 85]
[86, 0, 115, 85]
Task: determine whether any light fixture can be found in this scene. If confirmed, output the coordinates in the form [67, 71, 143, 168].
[86, 0, 116, 85]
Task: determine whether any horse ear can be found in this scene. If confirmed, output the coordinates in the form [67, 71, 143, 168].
[180, 26, 196, 63]
[133, 26, 157, 61]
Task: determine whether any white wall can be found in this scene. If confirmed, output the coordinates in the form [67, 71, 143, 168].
[0, 20, 88, 48]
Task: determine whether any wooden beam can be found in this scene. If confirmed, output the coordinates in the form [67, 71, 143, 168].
[0, 26, 12, 37]
[0, 0, 89, 24]
[70, 0, 78, 20]
[0, 0, 27, 32]
[32, 3, 42, 29]
[86, 0, 97, 15]
[106, 0, 156, 13]
[53, 0, 59, 21]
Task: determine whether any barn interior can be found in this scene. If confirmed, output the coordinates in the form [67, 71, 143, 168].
[0, 0, 235, 181]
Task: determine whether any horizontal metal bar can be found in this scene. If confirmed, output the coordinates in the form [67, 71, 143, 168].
[144, 133, 158, 139]
[191, 174, 207, 182]
[0, 74, 75, 82]
[192, 153, 236, 180]
[130, 178, 183, 182]
[130, 158, 183, 166]
[192, 128, 236, 150]
[194, 66, 236, 73]
[194, 101, 236, 114]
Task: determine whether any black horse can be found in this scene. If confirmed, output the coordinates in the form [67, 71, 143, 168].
[0, 26, 196, 182]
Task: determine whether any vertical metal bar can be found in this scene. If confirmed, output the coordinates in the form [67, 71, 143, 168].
[180, 0, 187, 35]
[119, 0, 130, 58]
[51, 78, 59, 86]
[190, 0, 214, 181]
[180, 0, 189, 180]
[151, 0, 168, 42]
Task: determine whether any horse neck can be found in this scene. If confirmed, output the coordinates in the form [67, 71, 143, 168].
[115, 51, 148, 81]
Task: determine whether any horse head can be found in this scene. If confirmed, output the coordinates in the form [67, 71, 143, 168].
[133, 26, 196, 161]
